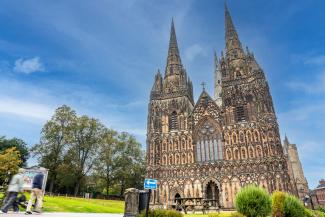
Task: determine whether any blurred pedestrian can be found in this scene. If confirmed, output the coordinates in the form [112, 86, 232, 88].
[25, 171, 44, 215]
[0, 168, 25, 214]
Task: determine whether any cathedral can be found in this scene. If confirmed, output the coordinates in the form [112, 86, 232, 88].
[146, 4, 303, 209]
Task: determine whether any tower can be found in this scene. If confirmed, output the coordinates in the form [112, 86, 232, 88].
[147, 20, 195, 205]
[219, 2, 293, 195]
[283, 136, 309, 201]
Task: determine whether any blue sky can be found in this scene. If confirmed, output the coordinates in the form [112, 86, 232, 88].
[0, 0, 324, 189]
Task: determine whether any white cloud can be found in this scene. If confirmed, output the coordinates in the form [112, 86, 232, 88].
[184, 44, 206, 62]
[13, 57, 45, 74]
[0, 97, 53, 121]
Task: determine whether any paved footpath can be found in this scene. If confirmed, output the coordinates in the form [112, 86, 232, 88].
[1, 213, 123, 217]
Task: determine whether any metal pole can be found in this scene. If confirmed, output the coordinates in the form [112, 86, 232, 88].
[145, 189, 151, 217]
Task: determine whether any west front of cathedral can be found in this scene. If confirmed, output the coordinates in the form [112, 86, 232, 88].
[146, 5, 307, 209]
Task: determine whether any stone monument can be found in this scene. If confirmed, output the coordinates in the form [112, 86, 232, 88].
[124, 188, 140, 217]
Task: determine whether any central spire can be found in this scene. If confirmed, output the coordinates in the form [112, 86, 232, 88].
[225, 3, 245, 62]
[165, 19, 183, 77]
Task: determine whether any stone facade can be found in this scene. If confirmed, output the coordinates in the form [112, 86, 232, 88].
[146, 5, 295, 209]
[283, 136, 309, 201]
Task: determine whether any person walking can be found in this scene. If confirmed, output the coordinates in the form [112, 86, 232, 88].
[0, 168, 25, 214]
[25, 172, 44, 215]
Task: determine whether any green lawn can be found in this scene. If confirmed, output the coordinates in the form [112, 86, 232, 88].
[1, 193, 124, 213]
[42, 195, 124, 213]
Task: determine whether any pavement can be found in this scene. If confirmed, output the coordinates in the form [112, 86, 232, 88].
[0, 213, 123, 217]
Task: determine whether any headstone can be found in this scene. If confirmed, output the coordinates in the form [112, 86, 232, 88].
[124, 188, 139, 217]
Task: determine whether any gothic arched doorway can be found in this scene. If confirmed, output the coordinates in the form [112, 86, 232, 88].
[174, 193, 181, 203]
[205, 181, 219, 207]
[174, 193, 182, 211]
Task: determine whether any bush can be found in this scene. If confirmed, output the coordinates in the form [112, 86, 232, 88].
[235, 185, 271, 217]
[314, 210, 325, 217]
[305, 209, 316, 217]
[272, 191, 286, 217]
[137, 209, 183, 217]
[283, 195, 305, 217]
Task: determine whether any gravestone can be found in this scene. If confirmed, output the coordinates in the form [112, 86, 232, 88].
[124, 188, 140, 217]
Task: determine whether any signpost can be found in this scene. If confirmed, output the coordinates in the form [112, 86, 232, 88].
[143, 179, 157, 217]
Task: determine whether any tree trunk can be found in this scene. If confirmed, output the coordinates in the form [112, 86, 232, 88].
[120, 181, 125, 196]
[74, 181, 80, 196]
[106, 179, 109, 196]
[49, 179, 54, 193]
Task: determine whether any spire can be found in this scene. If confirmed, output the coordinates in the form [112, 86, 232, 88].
[284, 134, 290, 145]
[214, 50, 218, 69]
[214, 51, 222, 106]
[225, 2, 245, 62]
[165, 19, 183, 77]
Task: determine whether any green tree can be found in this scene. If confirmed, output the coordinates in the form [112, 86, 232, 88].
[0, 136, 29, 167]
[0, 147, 22, 188]
[113, 132, 145, 196]
[68, 115, 104, 196]
[93, 128, 118, 196]
[32, 105, 76, 193]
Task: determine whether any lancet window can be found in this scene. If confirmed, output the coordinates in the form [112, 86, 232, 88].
[196, 121, 223, 162]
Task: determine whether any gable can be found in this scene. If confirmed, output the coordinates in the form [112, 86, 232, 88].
[191, 91, 222, 127]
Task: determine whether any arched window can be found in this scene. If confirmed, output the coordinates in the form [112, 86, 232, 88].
[169, 111, 178, 131]
[196, 121, 223, 163]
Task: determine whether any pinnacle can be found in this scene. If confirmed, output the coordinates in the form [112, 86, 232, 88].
[165, 19, 182, 76]
[225, 3, 245, 60]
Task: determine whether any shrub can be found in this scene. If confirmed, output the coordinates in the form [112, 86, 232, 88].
[305, 209, 316, 217]
[283, 195, 305, 217]
[137, 209, 183, 217]
[235, 185, 271, 217]
[314, 210, 325, 217]
[271, 191, 286, 217]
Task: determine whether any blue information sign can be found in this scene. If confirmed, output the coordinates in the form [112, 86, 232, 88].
[144, 178, 158, 190]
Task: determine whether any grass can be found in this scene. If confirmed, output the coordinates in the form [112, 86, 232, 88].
[42, 195, 124, 213]
[1, 193, 124, 213]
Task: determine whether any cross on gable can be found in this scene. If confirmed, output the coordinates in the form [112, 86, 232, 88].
[200, 82, 206, 91]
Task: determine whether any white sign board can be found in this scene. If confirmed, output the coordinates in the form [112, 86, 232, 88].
[22, 167, 48, 192]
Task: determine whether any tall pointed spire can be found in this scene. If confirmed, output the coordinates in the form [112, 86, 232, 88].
[225, 2, 245, 62]
[214, 50, 222, 106]
[165, 19, 183, 77]
[284, 134, 290, 145]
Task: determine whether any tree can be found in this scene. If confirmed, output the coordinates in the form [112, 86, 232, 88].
[0, 136, 29, 167]
[113, 132, 145, 196]
[68, 115, 104, 196]
[0, 147, 22, 187]
[32, 105, 76, 193]
[93, 128, 118, 196]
